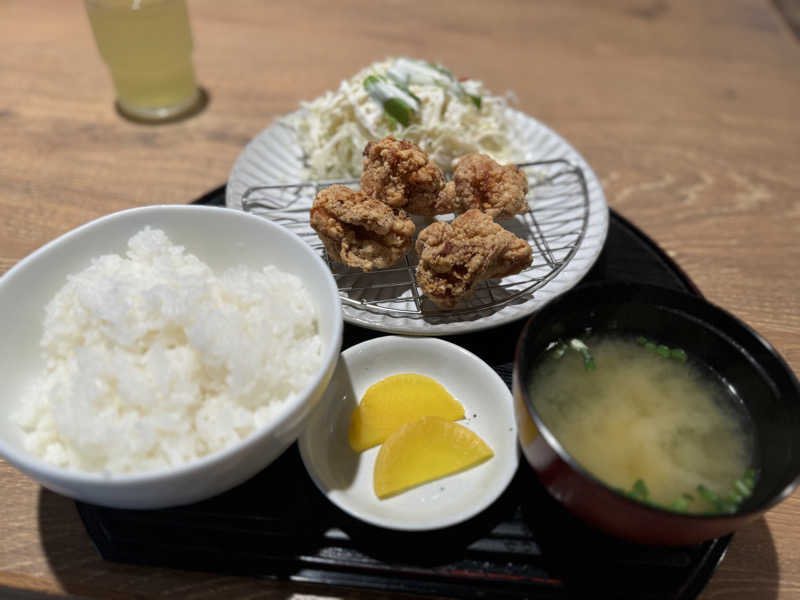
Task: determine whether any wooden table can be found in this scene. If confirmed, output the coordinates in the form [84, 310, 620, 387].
[1, 1, 799, 598]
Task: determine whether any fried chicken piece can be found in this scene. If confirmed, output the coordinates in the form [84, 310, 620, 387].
[310, 185, 415, 271]
[441, 153, 529, 219]
[361, 137, 452, 216]
[415, 209, 533, 309]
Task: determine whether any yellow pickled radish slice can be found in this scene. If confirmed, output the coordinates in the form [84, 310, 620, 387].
[348, 373, 464, 452]
[373, 416, 493, 499]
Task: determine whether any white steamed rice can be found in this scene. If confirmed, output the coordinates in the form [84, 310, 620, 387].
[12, 227, 322, 475]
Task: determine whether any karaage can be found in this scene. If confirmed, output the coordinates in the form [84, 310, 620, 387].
[361, 136, 452, 216]
[440, 153, 529, 219]
[415, 209, 533, 309]
[310, 185, 415, 271]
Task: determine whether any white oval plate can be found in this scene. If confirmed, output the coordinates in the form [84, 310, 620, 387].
[227, 108, 609, 335]
[298, 336, 519, 531]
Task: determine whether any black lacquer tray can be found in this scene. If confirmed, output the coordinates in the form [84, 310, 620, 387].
[76, 187, 729, 599]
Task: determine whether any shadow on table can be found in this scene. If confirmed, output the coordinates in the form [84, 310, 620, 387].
[35, 486, 327, 599]
[34, 487, 136, 597]
[34, 484, 423, 600]
[35, 487, 214, 598]
[699, 516, 781, 600]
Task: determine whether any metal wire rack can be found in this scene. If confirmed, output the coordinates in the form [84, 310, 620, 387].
[240, 158, 590, 319]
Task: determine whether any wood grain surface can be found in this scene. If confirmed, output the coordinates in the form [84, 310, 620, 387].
[1, 1, 799, 598]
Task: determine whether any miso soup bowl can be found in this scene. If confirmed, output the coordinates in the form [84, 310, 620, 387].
[513, 281, 800, 546]
[0, 205, 343, 509]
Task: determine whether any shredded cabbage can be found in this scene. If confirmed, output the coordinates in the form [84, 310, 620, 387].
[288, 58, 521, 180]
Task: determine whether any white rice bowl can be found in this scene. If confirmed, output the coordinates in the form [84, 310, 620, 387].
[0, 205, 342, 508]
[13, 227, 323, 475]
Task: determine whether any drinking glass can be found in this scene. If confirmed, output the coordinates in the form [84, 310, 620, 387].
[85, 0, 203, 121]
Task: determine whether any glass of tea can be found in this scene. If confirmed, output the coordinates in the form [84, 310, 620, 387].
[85, 0, 204, 122]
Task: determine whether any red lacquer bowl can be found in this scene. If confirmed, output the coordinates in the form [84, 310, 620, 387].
[513, 281, 800, 545]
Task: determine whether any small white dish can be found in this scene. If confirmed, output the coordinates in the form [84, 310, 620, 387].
[298, 335, 519, 531]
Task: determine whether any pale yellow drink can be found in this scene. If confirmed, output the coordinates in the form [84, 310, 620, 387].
[86, 0, 200, 120]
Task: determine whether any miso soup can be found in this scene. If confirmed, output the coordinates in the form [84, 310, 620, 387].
[529, 336, 756, 513]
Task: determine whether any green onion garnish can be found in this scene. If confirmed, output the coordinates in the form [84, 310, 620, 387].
[698, 484, 737, 514]
[569, 338, 596, 371]
[638, 337, 687, 362]
[383, 58, 482, 111]
[630, 478, 649, 501]
[670, 497, 689, 512]
[697, 484, 720, 505]
[363, 74, 420, 127]
[382, 98, 414, 127]
[551, 341, 567, 359]
[733, 468, 756, 497]
[626, 471, 754, 515]
[670, 348, 688, 361]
